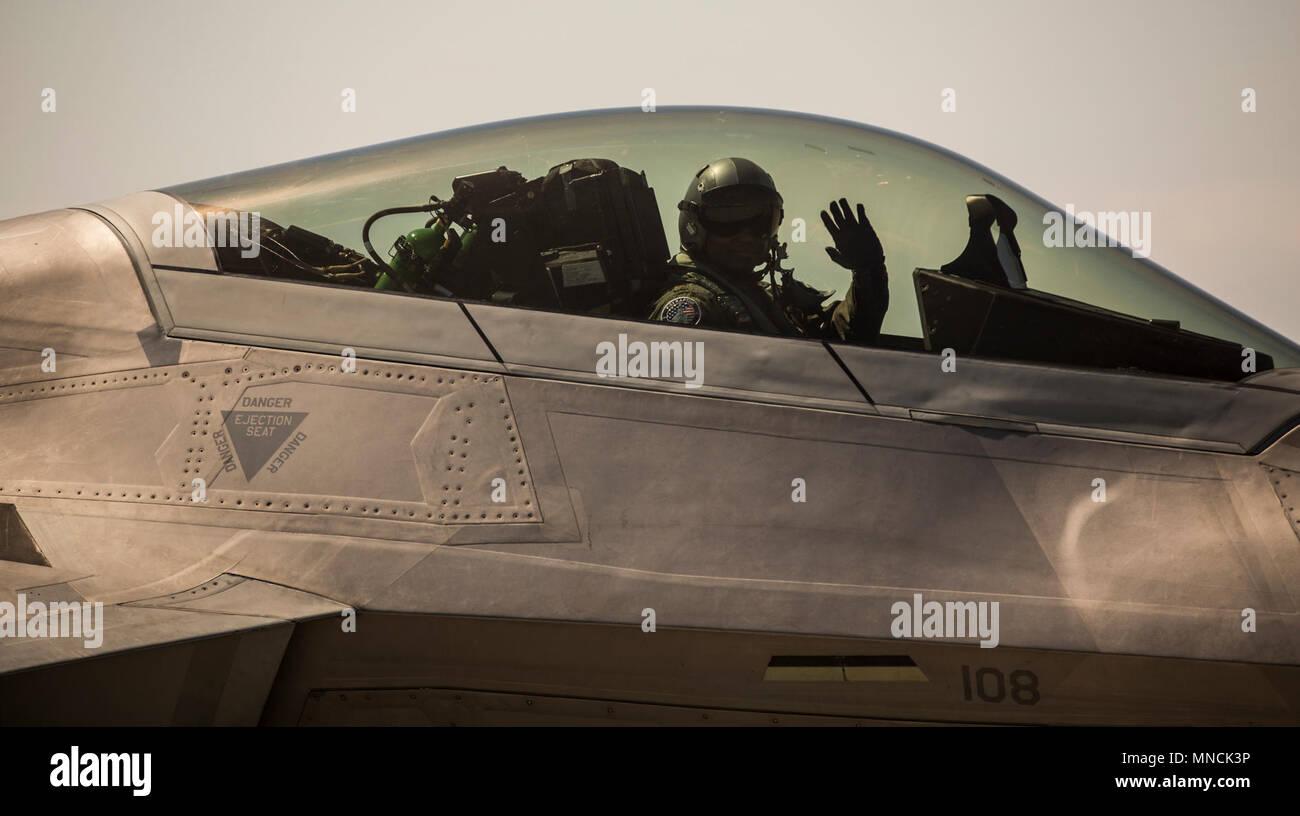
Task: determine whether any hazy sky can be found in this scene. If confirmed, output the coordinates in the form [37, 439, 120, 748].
[2, 0, 1296, 339]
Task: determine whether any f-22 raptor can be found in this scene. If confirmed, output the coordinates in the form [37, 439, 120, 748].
[0, 107, 1297, 725]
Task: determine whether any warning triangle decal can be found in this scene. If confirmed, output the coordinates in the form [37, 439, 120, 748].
[220, 410, 308, 480]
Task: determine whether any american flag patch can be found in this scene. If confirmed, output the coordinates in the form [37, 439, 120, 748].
[661, 296, 702, 325]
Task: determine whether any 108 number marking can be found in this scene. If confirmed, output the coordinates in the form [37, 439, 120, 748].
[960, 665, 1039, 705]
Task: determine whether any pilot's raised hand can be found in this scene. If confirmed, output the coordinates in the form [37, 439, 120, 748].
[822, 198, 889, 342]
[821, 198, 884, 272]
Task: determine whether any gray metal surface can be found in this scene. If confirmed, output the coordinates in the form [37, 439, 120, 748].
[369, 375, 1300, 669]
[466, 302, 873, 412]
[263, 615, 1299, 725]
[0, 207, 167, 383]
[88, 191, 220, 272]
[832, 342, 1298, 453]
[154, 270, 504, 371]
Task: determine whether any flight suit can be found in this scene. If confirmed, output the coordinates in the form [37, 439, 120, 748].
[648, 252, 887, 344]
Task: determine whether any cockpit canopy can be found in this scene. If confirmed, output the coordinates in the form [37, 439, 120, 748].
[164, 106, 1300, 375]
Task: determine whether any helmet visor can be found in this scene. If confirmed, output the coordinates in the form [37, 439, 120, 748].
[699, 186, 782, 236]
[707, 212, 777, 237]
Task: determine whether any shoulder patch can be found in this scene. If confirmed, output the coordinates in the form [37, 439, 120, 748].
[660, 295, 703, 325]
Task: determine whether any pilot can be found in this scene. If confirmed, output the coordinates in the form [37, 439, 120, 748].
[648, 157, 889, 344]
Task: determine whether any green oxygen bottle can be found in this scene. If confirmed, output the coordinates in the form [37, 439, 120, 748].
[375, 221, 447, 291]
[451, 226, 477, 274]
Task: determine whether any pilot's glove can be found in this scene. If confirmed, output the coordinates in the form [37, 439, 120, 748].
[821, 199, 884, 272]
[822, 199, 888, 335]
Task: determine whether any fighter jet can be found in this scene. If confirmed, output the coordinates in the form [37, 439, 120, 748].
[1, 106, 1296, 725]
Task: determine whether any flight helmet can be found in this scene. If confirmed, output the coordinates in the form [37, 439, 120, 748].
[677, 157, 784, 257]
